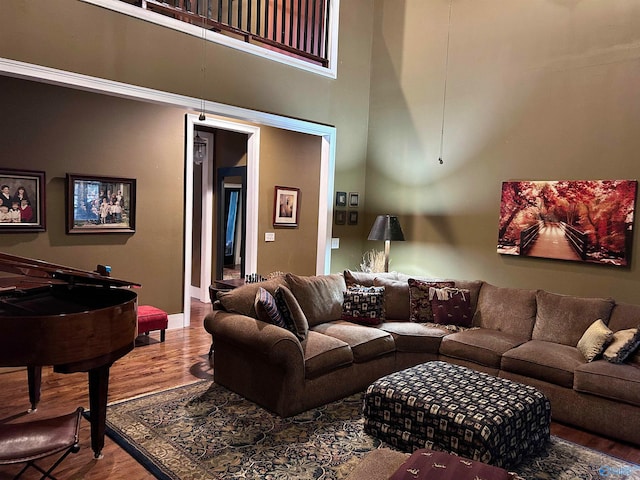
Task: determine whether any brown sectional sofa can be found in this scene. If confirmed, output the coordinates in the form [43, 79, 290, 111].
[203, 270, 640, 446]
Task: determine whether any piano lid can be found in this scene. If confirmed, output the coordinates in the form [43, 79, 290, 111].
[0, 252, 141, 289]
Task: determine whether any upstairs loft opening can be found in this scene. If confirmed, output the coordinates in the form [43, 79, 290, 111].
[84, 0, 338, 77]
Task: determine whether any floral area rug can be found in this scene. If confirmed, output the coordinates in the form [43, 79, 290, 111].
[102, 381, 640, 480]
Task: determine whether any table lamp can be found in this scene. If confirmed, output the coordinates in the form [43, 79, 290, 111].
[367, 215, 405, 272]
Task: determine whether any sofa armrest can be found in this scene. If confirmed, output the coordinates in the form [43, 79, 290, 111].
[204, 310, 304, 367]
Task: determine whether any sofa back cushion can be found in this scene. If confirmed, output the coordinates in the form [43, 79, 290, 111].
[473, 283, 537, 339]
[607, 302, 640, 332]
[532, 290, 615, 346]
[286, 273, 346, 327]
[373, 277, 410, 320]
[217, 276, 288, 318]
[344, 269, 398, 287]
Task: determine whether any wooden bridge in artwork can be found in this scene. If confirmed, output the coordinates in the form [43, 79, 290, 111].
[520, 221, 587, 261]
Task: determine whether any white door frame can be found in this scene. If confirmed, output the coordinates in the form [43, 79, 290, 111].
[185, 115, 260, 324]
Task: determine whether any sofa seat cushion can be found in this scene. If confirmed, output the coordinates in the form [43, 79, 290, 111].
[439, 329, 526, 368]
[379, 322, 448, 353]
[303, 330, 353, 379]
[574, 361, 640, 407]
[312, 321, 395, 362]
[501, 340, 585, 388]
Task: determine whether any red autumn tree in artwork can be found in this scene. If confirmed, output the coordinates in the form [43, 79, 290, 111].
[497, 180, 637, 266]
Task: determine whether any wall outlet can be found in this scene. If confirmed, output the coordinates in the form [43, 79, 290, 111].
[265, 232, 275, 242]
[331, 238, 339, 249]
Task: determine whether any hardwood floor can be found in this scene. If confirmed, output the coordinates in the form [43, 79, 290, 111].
[0, 299, 638, 479]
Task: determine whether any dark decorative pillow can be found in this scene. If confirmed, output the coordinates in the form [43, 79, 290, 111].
[408, 278, 455, 322]
[429, 286, 472, 327]
[342, 286, 385, 326]
[254, 287, 287, 329]
[603, 327, 640, 364]
[274, 285, 309, 342]
[390, 449, 512, 480]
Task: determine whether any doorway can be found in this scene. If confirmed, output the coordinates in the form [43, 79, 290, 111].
[217, 166, 247, 280]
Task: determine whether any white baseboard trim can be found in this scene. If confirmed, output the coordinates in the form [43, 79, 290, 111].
[167, 313, 185, 330]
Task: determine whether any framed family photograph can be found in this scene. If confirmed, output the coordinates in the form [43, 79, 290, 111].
[334, 209, 346, 225]
[66, 174, 136, 234]
[335, 191, 347, 207]
[0, 168, 46, 232]
[273, 185, 300, 227]
[349, 192, 360, 207]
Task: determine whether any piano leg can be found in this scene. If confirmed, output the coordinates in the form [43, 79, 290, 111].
[27, 366, 42, 412]
[88, 364, 110, 459]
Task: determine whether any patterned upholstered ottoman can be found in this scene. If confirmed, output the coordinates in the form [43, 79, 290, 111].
[363, 361, 550, 468]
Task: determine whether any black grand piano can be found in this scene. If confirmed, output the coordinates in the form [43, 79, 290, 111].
[0, 252, 140, 458]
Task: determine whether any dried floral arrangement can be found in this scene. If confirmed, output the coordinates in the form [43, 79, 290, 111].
[359, 249, 386, 273]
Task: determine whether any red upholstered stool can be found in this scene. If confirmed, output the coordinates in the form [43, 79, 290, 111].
[137, 305, 168, 342]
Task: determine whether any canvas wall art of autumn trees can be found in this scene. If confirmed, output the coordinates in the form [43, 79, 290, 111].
[497, 180, 637, 267]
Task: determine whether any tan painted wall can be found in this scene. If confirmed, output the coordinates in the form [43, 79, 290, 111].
[257, 128, 321, 276]
[367, 0, 640, 303]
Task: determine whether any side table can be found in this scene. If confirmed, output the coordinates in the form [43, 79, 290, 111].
[209, 278, 245, 303]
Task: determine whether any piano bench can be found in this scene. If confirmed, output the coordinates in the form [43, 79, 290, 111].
[137, 305, 168, 342]
[0, 407, 83, 480]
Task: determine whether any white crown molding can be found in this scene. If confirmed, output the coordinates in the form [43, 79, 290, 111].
[0, 57, 336, 138]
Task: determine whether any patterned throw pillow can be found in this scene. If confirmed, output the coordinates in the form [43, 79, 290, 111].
[428, 287, 472, 327]
[273, 285, 309, 342]
[342, 285, 385, 326]
[577, 319, 613, 362]
[254, 287, 287, 329]
[603, 327, 640, 364]
[408, 278, 455, 322]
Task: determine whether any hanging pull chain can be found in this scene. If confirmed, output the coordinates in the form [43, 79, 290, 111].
[438, 0, 453, 165]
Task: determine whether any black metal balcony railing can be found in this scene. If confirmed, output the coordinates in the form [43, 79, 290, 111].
[124, 0, 331, 66]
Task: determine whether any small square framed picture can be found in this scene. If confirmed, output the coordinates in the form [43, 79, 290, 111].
[273, 185, 300, 227]
[348, 211, 359, 225]
[348, 192, 359, 207]
[335, 191, 347, 207]
[334, 209, 346, 225]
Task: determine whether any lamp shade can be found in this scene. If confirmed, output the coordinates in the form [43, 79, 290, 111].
[368, 215, 405, 242]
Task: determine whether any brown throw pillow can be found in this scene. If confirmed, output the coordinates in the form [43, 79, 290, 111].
[373, 277, 410, 320]
[408, 278, 454, 322]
